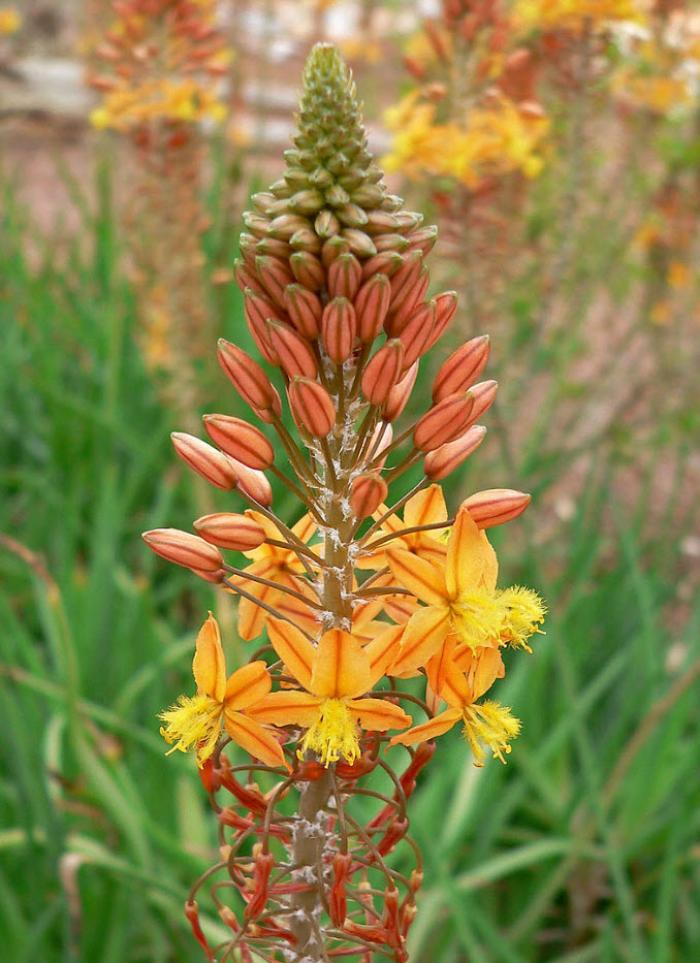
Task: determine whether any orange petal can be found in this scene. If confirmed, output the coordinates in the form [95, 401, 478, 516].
[425, 633, 457, 696]
[461, 647, 505, 701]
[192, 612, 226, 702]
[224, 709, 289, 769]
[267, 617, 315, 690]
[386, 547, 448, 607]
[412, 534, 448, 567]
[389, 708, 461, 746]
[270, 589, 320, 637]
[364, 624, 405, 686]
[349, 697, 411, 732]
[224, 660, 272, 710]
[446, 507, 498, 599]
[310, 629, 371, 699]
[435, 662, 473, 709]
[391, 606, 450, 676]
[246, 691, 322, 727]
[291, 512, 317, 545]
[404, 484, 448, 529]
[237, 587, 275, 641]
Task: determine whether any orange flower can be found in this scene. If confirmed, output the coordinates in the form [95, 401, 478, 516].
[159, 613, 287, 769]
[231, 511, 319, 640]
[249, 619, 410, 766]
[386, 507, 545, 676]
[390, 648, 520, 766]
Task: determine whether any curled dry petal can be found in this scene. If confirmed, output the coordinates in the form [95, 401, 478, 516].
[461, 489, 531, 529]
[424, 425, 487, 480]
[432, 335, 490, 402]
[414, 392, 475, 452]
[171, 432, 238, 490]
[143, 528, 223, 572]
[203, 415, 274, 470]
[194, 512, 268, 550]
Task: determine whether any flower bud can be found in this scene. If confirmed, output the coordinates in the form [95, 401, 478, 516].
[142, 528, 223, 572]
[190, 567, 227, 584]
[315, 209, 340, 238]
[217, 340, 278, 412]
[355, 273, 391, 342]
[243, 289, 280, 365]
[361, 250, 403, 280]
[255, 255, 292, 308]
[414, 392, 475, 452]
[267, 212, 310, 239]
[406, 225, 438, 255]
[367, 422, 393, 469]
[284, 283, 322, 338]
[171, 432, 238, 490]
[386, 267, 429, 336]
[341, 227, 377, 258]
[203, 415, 274, 470]
[388, 250, 422, 314]
[266, 321, 318, 379]
[384, 362, 418, 422]
[350, 473, 388, 520]
[423, 291, 458, 352]
[397, 302, 435, 369]
[432, 335, 490, 402]
[424, 425, 487, 480]
[290, 251, 324, 290]
[288, 377, 336, 436]
[234, 258, 265, 297]
[321, 297, 357, 363]
[362, 340, 405, 406]
[194, 512, 267, 550]
[322, 235, 350, 269]
[328, 252, 362, 300]
[468, 380, 498, 422]
[461, 489, 531, 528]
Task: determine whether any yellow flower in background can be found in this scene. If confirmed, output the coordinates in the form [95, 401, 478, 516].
[90, 78, 226, 131]
[159, 613, 286, 768]
[0, 6, 20, 34]
[383, 92, 549, 194]
[249, 619, 410, 766]
[513, 0, 646, 33]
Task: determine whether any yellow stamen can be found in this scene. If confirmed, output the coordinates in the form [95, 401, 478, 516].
[462, 700, 521, 767]
[299, 699, 361, 767]
[497, 586, 547, 652]
[159, 693, 222, 766]
[450, 589, 505, 650]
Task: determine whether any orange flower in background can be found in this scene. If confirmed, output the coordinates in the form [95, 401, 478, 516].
[159, 613, 286, 769]
[513, 0, 646, 33]
[391, 648, 519, 766]
[249, 619, 410, 766]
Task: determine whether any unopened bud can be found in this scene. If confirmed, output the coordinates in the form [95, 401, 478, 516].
[461, 489, 531, 528]
[355, 273, 391, 342]
[367, 423, 393, 469]
[341, 227, 377, 258]
[468, 380, 498, 422]
[171, 432, 238, 490]
[231, 459, 273, 506]
[432, 335, 490, 402]
[406, 225, 438, 255]
[423, 291, 458, 352]
[387, 268, 429, 336]
[255, 255, 292, 308]
[143, 529, 223, 572]
[414, 392, 475, 451]
[243, 289, 280, 365]
[194, 512, 267, 550]
[284, 283, 322, 338]
[424, 425, 487, 480]
[384, 362, 418, 422]
[217, 340, 279, 412]
[322, 297, 357, 363]
[362, 340, 405, 406]
[350, 473, 388, 520]
[288, 378, 336, 436]
[290, 251, 324, 290]
[397, 302, 435, 369]
[361, 250, 403, 280]
[203, 415, 274, 470]
[328, 252, 362, 300]
[322, 235, 350, 269]
[267, 212, 310, 240]
[267, 321, 318, 379]
[234, 258, 265, 297]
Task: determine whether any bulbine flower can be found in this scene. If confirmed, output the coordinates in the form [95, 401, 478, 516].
[144, 43, 546, 963]
[160, 613, 286, 769]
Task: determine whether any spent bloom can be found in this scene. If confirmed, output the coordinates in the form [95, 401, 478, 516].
[144, 44, 545, 963]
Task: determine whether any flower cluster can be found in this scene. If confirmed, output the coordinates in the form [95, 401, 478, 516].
[0, 6, 20, 36]
[383, 2, 548, 193]
[144, 45, 545, 963]
[512, 0, 645, 35]
[88, 0, 229, 132]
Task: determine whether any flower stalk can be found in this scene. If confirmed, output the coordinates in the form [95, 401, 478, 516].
[145, 44, 545, 963]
